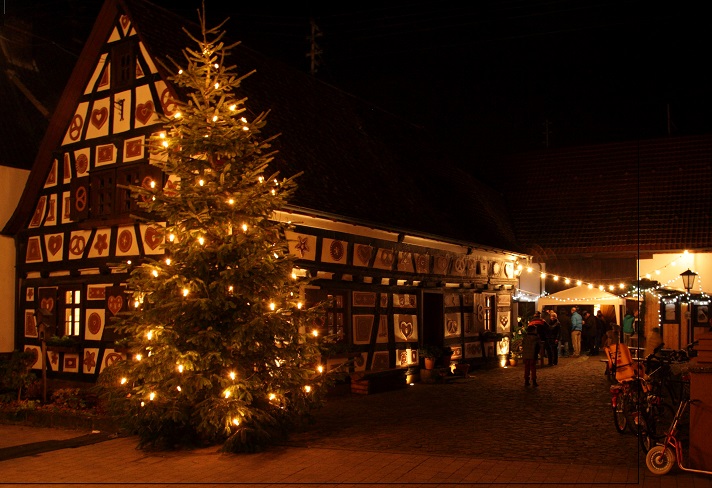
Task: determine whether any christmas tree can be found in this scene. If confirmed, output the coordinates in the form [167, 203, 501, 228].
[98, 9, 333, 452]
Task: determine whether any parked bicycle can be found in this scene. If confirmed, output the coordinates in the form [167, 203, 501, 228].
[608, 342, 692, 452]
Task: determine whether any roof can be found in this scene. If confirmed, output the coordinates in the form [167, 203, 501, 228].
[491, 135, 712, 257]
[2, 0, 520, 254]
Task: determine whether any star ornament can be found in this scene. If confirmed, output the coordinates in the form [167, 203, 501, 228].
[294, 236, 310, 257]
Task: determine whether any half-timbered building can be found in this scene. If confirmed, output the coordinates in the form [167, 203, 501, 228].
[1, 0, 529, 387]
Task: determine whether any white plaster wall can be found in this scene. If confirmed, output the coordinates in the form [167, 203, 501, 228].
[638, 251, 711, 294]
[0, 166, 30, 352]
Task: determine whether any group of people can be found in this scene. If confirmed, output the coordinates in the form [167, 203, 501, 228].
[521, 306, 621, 387]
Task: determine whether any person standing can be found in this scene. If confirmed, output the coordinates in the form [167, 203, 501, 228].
[559, 309, 572, 357]
[522, 324, 541, 387]
[622, 309, 638, 346]
[596, 310, 609, 349]
[583, 311, 599, 355]
[570, 307, 583, 357]
[530, 311, 550, 366]
[548, 312, 561, 365]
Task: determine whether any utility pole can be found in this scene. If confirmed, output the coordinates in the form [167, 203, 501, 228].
[306, 19, 322, 76]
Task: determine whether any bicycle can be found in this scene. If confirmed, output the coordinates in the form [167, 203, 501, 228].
[635, 346, 690, 452]
[645, 398, 710, 476]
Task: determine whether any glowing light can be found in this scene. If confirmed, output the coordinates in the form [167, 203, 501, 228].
[598, 285, 604, 291]
[214, 82, 219, 89]
[304, 385, 312, 393]
[198, 237, 205, 245]
[540, 272, 546, 279]
[242, 223, 248, 232]
[297, 302, 303, 310]
[174, 112, 181, 118]
[162, 140, 169, 148]
[134, 300, 140, 308]
[141, 401, 145, 407]
[229, 371, 236, 380]
[178, 69, 183, 74]
[646, 274, 652, 279]
[151, 270, 158, 278]
[232, 418, 240, 426]
[214, 63, 219, 68]
[229, 104, 236, 111]
[576, 280, 583, 286]
[317, 365, 324, 373]
[564, 278, 571, 284]
[150, 180, 156, 188]
[269, 393, 276, 401]
[588, 284, 594, 289]
[199, 179, 205, 186]
[527, 267, 533, 273]
[135, 354, 142, 361]
[177, 364, 184, 373]
[672, 261, 677, 266]
[228, 198, 234, 205]
[176, 386, 181, 391]
[182, 288, 190, 297]
[228, 285, 234, 293]
[165, 258, 171, 265]
[311, 329, 319, 337]
[169, 234, 175, 242]
[553, 275, 559, 281]
[146, 330, 154, 340]
[291, 272, 297, 280]
[240, 117, 247, 123]
[271, 189, 276, 195]
[655, 270, 661, 275]
[609, 285, 614, 291]
[269, 302, 276, 311]
[120, 377, 128, 385]
[619, 283, 625, 289]
[224, 389, 231, 398]
[149, 392, 156, 401]
[212, 115, 218, 122]
[258, 176, 264, 183]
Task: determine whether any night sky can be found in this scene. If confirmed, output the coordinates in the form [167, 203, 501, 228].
[8, 1, 712, 179]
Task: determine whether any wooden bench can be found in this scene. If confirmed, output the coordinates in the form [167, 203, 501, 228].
[350, 369, 407, 395]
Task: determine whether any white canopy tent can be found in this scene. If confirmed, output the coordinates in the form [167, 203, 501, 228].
[537, 287, 627, 325]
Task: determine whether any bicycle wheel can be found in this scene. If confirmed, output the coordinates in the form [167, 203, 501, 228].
[624, 389, 642, 434]
[638, 402, 675, 452]
[645, 445, 676, 475]
[613, 391, 628, 433]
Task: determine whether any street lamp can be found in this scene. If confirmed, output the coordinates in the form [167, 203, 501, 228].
[679, 269, 698, 349]
[680, 269, 698, 294]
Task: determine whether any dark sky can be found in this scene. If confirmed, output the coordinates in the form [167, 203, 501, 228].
[169, 1, 712, 164]
[9, 1, 712, 173]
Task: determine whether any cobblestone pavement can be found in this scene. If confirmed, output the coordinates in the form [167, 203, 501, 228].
[287, 354, 641, 465]
[1, 353, 711, 487]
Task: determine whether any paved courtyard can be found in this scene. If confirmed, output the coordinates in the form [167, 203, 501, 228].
[1, 354, 710, 487]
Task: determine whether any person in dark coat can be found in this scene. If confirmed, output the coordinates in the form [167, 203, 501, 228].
[531, 311, 551, 366]
[583, 311, 599, 355]
[547, 312, 561, 365]
[558, 310, 572, 357]
[522, 324, 540, 387]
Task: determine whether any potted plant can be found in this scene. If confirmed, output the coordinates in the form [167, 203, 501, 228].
[440, 345, 454, 368]
[454, 359, 470, 377]
[418, 344, 441, 370]
[45, 335, 81, 353]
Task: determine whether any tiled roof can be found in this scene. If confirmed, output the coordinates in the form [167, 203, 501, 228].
[2, 0, 520, 254]
[493, 135, 712, 256]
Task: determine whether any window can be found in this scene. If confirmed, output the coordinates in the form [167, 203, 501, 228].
[483, 293, 495, 331]
[90, 170, 115, 217]
[305, 288, 347, 343]
[61, 287, 82, 337]
[111, 41, 135, 89]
